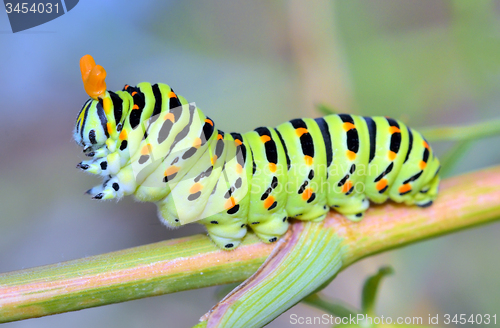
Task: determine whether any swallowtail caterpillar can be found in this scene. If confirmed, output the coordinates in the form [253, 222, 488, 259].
[74, 55, 440, 250]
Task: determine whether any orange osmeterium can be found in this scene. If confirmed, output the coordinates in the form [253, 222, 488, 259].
[80, 55, 107, 100]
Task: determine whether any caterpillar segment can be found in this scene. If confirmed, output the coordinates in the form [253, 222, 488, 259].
[74, 55, 441, 250]
[198, 133, 252, 249]
[244, 128, 290, 243]
[274, 118, 329, 223]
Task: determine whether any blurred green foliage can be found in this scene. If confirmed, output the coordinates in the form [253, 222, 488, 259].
[335, 0, 500, 121]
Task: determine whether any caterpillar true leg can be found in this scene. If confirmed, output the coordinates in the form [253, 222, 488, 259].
[77, 159, 107, 175]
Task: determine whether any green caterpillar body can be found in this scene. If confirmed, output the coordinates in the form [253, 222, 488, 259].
[74, 81, 440, 250]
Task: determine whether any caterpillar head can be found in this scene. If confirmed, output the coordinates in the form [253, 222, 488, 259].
[74, 98, 109, 152]
[74, 55, 111, 153]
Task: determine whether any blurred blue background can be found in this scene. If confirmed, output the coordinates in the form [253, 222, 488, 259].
[1, 0, 499, 327]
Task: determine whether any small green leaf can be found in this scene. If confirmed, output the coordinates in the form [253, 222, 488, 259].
[302, 293, 359, 319]
[361, 266, 394, 316]
[317, 103, 339, 115]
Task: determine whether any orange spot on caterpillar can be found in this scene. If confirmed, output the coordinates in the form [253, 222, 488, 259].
[399, 184, 412, 194]
[141, 144, 152, 155]
[119, 129, 127, 140]
[124, 84, 129, 90]
[106, 122, 113, 134]
[217, 134, 223, 140]
[225, 197, 236, 210]
[235, 139, 242, 146]
[342, 122, 355, 131]
[388, 151, 397, 161]
[260, 135, 271, 143]
[211, 155, 218, 165]
[192, 137, 202, 148]
[103, 97, 112, 115]
[236, 164, 243, 174]
[205, 118, 214, 126]
[264, 195, 275, 209]
[341, 180, 353, 193]
[302, 188, 313, 201]
[189, 183, 203, 194]
[133, 104, 139, 110]
[164, 112, 175, 122]
[376, 179, 388, 191]
[388, 126, 401, 134]
[269, 163, 277, 173]
[295, 128, 308, 137]
[304, 155, 313, 166]
[423, 141, 430, 149]
[346, 150, 356, 161]
[168, 91, 177, 98]
[131, 91, 137, 96]
[164, 166, 179, 176]
[419, 160, 427, 170]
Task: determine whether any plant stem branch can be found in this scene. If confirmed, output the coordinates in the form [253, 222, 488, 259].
[1, 166, 500, 323]
[419, 118, 500, 142]
[302, 293, 359, 318]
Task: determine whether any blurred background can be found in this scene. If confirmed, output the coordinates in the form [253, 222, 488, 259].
[1, 0, 499, 327]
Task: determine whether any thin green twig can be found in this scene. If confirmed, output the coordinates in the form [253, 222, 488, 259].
[316, 104, 500, 144]
[316, 103, 339, 115]
[302, 293, 359, 319]
[439, 139, 474, 177]
[419, 118, 500, 142]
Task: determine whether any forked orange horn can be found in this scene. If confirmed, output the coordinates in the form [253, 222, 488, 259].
[80, 55, 107, 99]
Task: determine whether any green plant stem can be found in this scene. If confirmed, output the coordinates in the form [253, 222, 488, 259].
[302, 293, 359, 319]
[316, 103, 500, 145]
[1, 166, 500, 323]
[419, 118, 500, 142]
[439, 139, 474, 177]
[202, 222, 344, 328]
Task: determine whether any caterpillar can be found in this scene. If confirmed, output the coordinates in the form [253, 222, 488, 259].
[74, 55, 440, 250]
